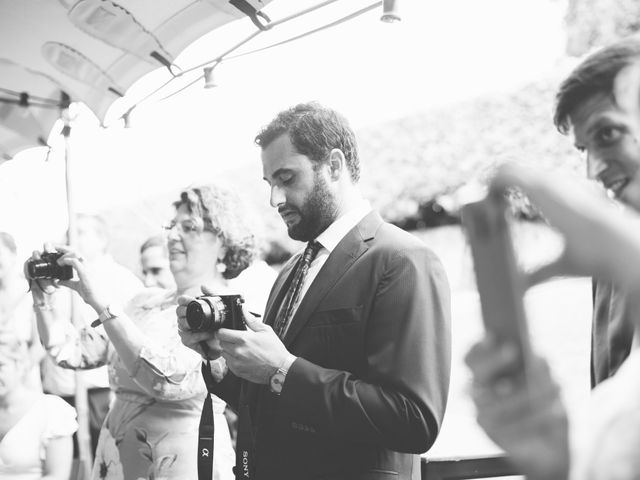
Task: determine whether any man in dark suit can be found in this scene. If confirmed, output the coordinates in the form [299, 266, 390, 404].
[178, 102, 451, 480]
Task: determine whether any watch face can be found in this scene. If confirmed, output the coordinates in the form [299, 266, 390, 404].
[270, 371, 285, 394]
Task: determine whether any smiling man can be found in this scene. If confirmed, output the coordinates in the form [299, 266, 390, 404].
[463, 39, 640, 480]
[553, 37, 640, 386]
[178, 102, 451, 480]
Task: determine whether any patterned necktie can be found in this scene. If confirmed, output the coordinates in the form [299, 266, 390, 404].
[274, 240, 322, 338]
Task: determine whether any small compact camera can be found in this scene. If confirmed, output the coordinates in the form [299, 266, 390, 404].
[26, 251, 73, 281]
[185, 294, 245, 332]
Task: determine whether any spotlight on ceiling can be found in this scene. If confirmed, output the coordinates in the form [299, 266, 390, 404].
[381, 0, 400, 23]
[203, 66, 217, 89]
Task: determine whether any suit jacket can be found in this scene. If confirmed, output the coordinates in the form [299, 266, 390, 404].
[212, 211, 451, 480]
[591, 278, 635, 387]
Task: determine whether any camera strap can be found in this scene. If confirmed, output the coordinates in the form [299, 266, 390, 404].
[198, 361, 216, 480]
[234, 401, 254, 480]
[199, 361, 256, 480]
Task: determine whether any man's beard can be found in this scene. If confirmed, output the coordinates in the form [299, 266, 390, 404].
[287, 173, 337, 242]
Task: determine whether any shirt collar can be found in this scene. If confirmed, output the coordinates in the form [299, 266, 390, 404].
[315, 198, 372, 254]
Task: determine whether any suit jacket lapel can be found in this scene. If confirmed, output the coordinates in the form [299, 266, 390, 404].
[282, 211, 383, 346]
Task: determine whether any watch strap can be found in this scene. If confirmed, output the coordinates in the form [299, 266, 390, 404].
[269, 355, 297, 394]
[91, 304, 119, 328]
[269, 366, 288, 395]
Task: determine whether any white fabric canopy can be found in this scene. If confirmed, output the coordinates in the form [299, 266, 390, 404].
[0, 0, 272, 159]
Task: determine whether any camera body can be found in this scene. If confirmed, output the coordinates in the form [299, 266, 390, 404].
[26, 251, 73, 280]
[186, 294, 245, 332]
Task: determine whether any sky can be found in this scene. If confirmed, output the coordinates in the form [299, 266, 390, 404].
[0, 0, 568, 256]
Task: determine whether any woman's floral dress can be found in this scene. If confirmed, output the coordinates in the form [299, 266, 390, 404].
[47, 288, 234, 480]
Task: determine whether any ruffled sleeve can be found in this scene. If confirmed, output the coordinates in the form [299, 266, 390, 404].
[39, 288, 110, 370]
[125, 290, 207, 401]
[130, 339, 205, 401]
[46, 321, 110, 370]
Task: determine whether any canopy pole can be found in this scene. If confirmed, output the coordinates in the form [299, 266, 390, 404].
[62, 108, 94, 479]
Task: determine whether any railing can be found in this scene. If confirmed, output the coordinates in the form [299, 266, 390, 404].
[71, 453, 520, 480]
[422, 455, 520, 480]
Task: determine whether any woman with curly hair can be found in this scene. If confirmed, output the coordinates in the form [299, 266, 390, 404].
[29, 184, 258, 480]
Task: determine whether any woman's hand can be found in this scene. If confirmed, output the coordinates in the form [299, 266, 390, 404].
[26, 244, 109, 314]
[54, 246, 109, 313]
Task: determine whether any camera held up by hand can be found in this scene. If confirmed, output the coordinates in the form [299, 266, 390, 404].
[26, 251, 73, 281]
[186, 294, 245, 332]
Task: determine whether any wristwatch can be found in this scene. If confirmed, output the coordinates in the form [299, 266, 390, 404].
[91, 304, 124, 328]
[269, 366, 288, 395]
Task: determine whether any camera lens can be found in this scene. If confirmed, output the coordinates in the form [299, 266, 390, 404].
[27, 259, 54, 279]
[185, 296, 227, 332]
[26, 253, 73, 280]
[185, 299, 211, 331]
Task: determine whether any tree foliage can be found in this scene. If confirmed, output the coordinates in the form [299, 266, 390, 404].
[565, 0, 640, 56]
[358, 77, 582, 223]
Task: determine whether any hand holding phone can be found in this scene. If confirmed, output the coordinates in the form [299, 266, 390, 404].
[461, 193, 532, 381]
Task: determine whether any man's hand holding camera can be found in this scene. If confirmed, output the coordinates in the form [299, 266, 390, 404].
[177, 285, 295, 384]
[218, 309, 294, 385]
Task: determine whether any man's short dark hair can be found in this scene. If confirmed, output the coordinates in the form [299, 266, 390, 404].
[254, 102, 361, 182]
[555, 36, 640, 134]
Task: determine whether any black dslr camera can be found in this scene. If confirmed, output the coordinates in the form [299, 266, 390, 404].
[185, 294, 245, 332]
[26, 251, 73, 280]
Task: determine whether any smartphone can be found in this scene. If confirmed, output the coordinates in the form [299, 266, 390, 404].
[461, 193, 532, 379]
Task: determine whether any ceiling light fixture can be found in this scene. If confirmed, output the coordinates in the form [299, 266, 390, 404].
[381, 0, 400, 23]
[203, 66, 217, 89]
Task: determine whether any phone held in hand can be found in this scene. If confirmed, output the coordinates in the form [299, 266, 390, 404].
[461, 193, 532, 381]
